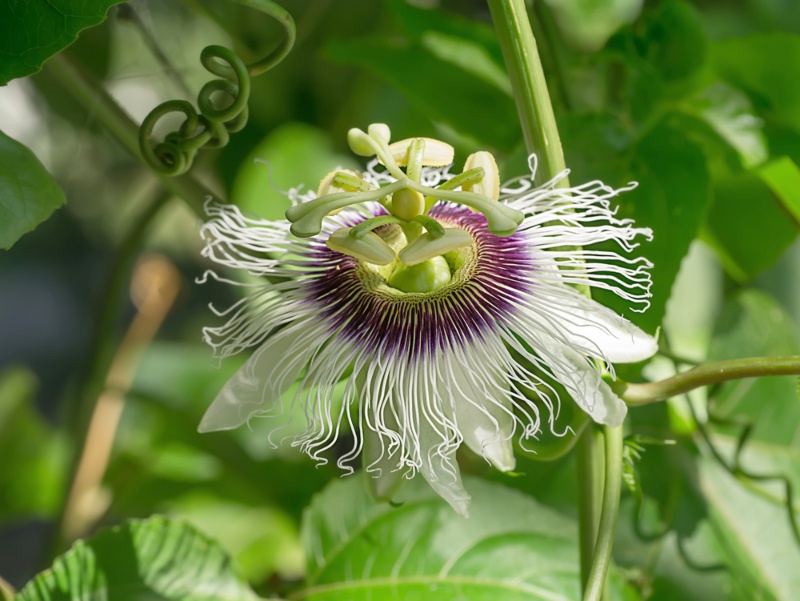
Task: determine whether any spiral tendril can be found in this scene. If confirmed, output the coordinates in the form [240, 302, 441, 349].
[138, 1, 295, 176]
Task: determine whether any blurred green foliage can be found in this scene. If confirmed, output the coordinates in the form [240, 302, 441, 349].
[1, 0, 800, 599]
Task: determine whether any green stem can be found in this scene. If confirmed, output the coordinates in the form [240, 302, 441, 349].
[487, 0, 569, 187]
[618, 356, 800, 405]
[583, 426, 623, 601]
[576, 425, 605, 594]
[46, 52, 218, 215]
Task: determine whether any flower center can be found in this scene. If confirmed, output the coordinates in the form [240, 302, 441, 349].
[359, 220, 475, 295]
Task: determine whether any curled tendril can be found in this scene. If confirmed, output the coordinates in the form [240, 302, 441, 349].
[138, 0, 295, 176]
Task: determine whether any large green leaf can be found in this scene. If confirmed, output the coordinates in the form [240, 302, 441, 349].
[16, 516, 260, 601]
[326, 26, 519, 152]
[697, 449, 800, 601]
[0, 129, 66, 250]
[703, 162, 799, 282]
[0, 1, 124, 85]
[712, 33, 800, 131]
[590, 120, 712, 333]
[708, 290, 800, 446]
[295, 475, 630, 601]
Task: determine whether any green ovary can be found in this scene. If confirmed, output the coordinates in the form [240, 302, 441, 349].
[388, 256, 452, 293]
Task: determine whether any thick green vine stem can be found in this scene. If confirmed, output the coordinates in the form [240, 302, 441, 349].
[617, 356, 800, 405]
[487, 0, 568, 188]
[138, 0, 295, 175]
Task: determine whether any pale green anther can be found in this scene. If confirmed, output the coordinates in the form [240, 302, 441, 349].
[387, 137, 455, 167]
[398, 228, 473, 266]
[388, 256, 452, 293]
[326, 227, 396, 265]
[368, 123, 391, 146]
[463, 151, 501, 201]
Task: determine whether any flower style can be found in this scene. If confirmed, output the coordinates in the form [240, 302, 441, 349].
[198, 124, 657, 516]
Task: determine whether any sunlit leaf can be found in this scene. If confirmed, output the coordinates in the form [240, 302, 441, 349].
[297, 475, 631, 600]
[759, 156, 800, 224]
[16, 516, 260, 601]
[0, 1, 124, 85]
[544, 0, 644, 52]
[686, 82, 768, 169]
[0, 129, 66, 250]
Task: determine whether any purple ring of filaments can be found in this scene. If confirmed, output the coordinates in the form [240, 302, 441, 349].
[304, 203, 537, 359]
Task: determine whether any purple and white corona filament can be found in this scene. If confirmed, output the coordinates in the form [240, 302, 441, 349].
[198, 124, 657, 516]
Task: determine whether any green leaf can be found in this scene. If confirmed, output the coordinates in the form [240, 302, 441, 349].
[0, 129, 66, 250]
[758, 156, 800, 224]
[17, 516, 260, 601]
[164, 492, 304, 584]
[707, 290, 800, 446]
[592, 120, 712, 333]
[703, 161, 798, 282]
[636, 0, 708, 84]
[683, 82, 768, 169]
[296, 475, 631, 600]
[713, 33, 800, 131]
[0, 1, 124, 85]
[326, 37, 519, 152]
[697, 449, 800, 601]
[0, 367, 67, 522]
[544, 0, 644, 52]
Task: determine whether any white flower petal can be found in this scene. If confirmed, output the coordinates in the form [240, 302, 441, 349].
[198, 321, 317, 432]
[418, 426, 471, 518]
[441, 352, 516, 472]
[538, 289, 657, 364]
[536, 335, 628, 427]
